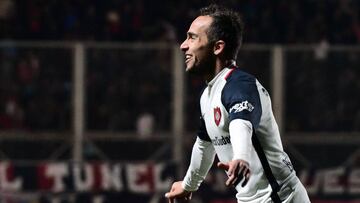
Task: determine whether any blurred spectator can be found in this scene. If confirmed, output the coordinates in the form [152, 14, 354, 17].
[0, 0, 14, 19]
[0, 0, 15, 39]
[314, 38, 330, 60]
[0, 96, 24, 129]
[136, 112, 155, 138]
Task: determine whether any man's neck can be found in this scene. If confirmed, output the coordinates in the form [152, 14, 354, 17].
[204, 59, 236, 82]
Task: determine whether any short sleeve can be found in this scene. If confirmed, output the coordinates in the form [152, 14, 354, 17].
[221, 74, 262, 129]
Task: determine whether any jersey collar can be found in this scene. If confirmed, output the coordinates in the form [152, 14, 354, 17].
[207, 64, 237, 87]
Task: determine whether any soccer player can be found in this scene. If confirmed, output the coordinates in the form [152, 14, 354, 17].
[165, 4, 310, 203]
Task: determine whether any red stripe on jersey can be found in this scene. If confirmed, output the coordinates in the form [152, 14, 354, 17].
[224, 68, 235, 80]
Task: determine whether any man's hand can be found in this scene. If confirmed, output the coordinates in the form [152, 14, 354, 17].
[217, 159, 250, 187]
[165, 181, 193, 203]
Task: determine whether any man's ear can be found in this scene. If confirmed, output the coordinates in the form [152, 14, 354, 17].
[213, 40, 225, 56]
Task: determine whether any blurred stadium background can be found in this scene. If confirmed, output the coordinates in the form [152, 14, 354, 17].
[0, 0, 360, 202]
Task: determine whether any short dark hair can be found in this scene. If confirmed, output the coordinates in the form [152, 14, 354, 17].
[199, 4, 244, 60]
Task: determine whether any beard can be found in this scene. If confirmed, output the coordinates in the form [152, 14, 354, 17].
[186, 51, 215, 77]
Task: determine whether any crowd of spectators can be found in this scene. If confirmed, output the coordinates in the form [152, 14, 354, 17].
[0, 0, 360, 132]
[285, 49, 360, 132]
[0, 48, 72, 131]
[85, 48, 172, 132]
[0, 46, 172, 132]
[0, 0, 360, 44]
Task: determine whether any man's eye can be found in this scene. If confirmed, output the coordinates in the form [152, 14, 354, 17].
[188, 34, 196, 40]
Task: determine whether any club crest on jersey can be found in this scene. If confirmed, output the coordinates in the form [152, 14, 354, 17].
[213, 107, 221, 126]
[229, 101, 254, 113]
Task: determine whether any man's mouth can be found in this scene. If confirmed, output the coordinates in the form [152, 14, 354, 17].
[185, 54, 191, 63]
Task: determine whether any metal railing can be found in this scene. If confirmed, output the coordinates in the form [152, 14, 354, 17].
[0, 41, 359, 164]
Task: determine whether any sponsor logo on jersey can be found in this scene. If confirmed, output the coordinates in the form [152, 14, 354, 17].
[282, 155, 294, 172]
[213, 107, 221, 126]
[211, 136, 231, 146]
[229, 101, 254, 113]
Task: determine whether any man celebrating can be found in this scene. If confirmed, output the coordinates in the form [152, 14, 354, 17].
[165, 4, 310, 203]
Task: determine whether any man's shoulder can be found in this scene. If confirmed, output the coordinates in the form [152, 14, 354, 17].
[222, 68, 258, 96]
[225, 68, 256, 83]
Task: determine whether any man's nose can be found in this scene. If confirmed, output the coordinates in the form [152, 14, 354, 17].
[180, 40, 188, 51]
